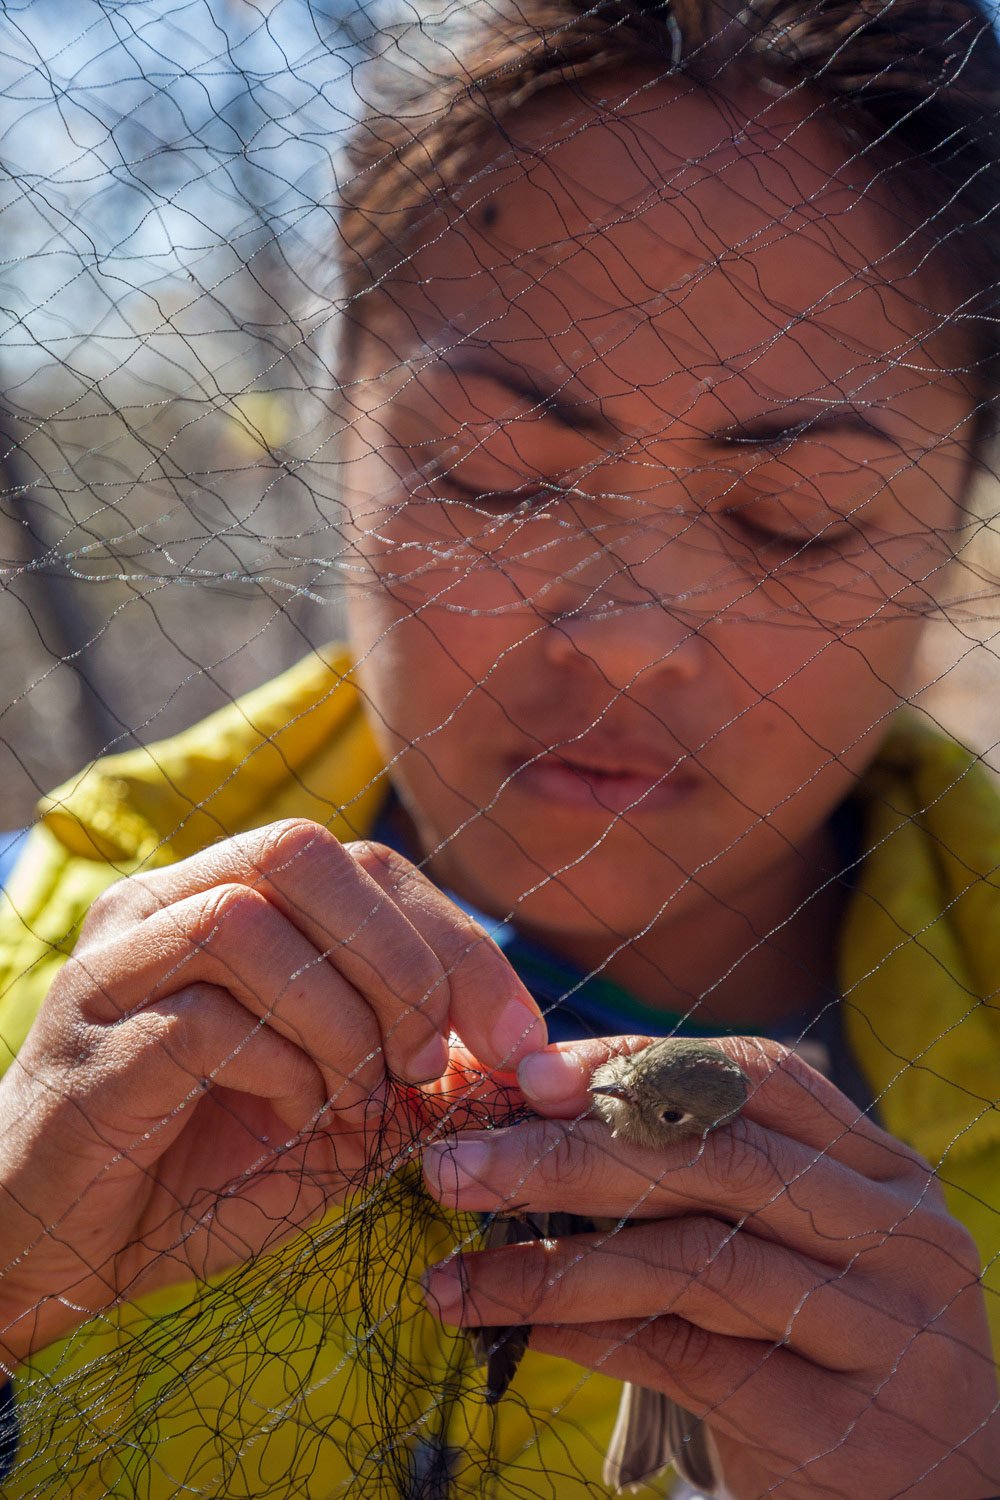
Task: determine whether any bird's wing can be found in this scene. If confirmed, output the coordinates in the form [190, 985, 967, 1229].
[470, 1214, 543, 1403]
[470, 1212, 596, 1402]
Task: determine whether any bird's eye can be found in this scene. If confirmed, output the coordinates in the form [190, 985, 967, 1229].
[659, 1107, 691, 1126]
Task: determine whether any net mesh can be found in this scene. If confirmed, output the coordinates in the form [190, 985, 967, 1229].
[0, 0, 998, 1495]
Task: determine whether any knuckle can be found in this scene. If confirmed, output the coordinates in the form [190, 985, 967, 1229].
[902, 1147, 944, 1197]
[46, 951, 115, 1027]
[340, 847, 448, 1007]
[44, 950, 88, 1005]
[154, 1001, 199, 1061]
[345, 839, 400, 880]
[343, 843, 435, 933]
[78, 878, 131, 942]
[532, 1122, 598, 1197]
[124, 986, 244, 1079]
[925, 1207, 982, 1277]
[124, 1000, 200, 1075]
[271, 1040, 321, 1099]
[338, 842, 398, 920]
[504, 1245, 553, 1320]
[444, 925, 505, 990]
[192, 882, 272, 946]
[674, 1214, 735, 1279]
[256, 817, 339, 874]
[662, 1313, 716, 1374]
[348, 935, 445, 1028]
[336, 840, 401, 922]
[703, 1117, 780, 1205]
[869, 1129, 938, 1190]
[81, 882, 117, 930]
[387, 935, 446, 1001]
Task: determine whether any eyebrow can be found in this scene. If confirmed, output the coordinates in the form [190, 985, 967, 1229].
[443, 354, 620, 439]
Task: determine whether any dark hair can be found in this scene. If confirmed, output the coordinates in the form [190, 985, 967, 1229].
[335, 0, 1000, 387]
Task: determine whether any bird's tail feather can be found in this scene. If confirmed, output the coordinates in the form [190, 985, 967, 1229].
[603, 1382, 718, 1495]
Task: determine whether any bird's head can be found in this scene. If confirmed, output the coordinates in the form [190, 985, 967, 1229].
[588, 1039, 748, 1149]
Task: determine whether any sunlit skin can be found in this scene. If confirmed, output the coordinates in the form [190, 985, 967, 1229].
[352, 81, 998, 1493]
[342, 71, 978, 1024]
[0, 63, 996, 1500]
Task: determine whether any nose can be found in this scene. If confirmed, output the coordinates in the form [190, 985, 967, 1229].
[532, 498, 718, 690]
[541, 590, 704, 693]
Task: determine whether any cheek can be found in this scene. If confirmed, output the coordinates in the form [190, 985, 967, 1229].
[726, 612, 924, 704]
[345, 586, 525, 752]
[706, 616, 925, 814]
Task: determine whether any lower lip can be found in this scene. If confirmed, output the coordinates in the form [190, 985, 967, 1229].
[509, 759, 698, 815]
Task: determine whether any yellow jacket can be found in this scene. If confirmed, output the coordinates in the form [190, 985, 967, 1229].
[0, 646, 998, 1497]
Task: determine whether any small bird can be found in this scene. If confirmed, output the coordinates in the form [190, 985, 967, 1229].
[472, 1038, 749, 1496]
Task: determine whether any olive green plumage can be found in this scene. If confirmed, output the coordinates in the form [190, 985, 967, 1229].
[589, 1037, 749, 1149]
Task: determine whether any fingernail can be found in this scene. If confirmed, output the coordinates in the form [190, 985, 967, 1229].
[423, 1137, 490, 1199]
[421, 1260, 463, 1320]
[517, 1047, 587, 1106]
[408, 1032, 449, 1083]
[488, 999, 546, 1069]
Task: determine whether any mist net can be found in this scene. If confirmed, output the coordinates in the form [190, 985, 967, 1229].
[0, 0, 999, 1495]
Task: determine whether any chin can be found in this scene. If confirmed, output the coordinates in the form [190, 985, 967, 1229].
[414, 784, 708, 929]
[479, 850, 691, 942]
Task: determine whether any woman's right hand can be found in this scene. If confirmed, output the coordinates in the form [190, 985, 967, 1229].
[0, 818, 545, 1371]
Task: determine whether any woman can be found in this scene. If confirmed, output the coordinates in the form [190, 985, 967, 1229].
[0, 0, 998, 1494]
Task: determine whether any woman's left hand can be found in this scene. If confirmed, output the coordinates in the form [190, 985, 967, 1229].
[421, 1036, 1000, 1499]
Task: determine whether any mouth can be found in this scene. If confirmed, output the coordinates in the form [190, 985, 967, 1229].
[506, 747, 699, 816]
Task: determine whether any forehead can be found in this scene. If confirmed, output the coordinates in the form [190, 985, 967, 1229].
[369, 72, 967, 427]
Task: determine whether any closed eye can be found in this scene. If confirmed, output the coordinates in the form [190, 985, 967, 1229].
[723, 507, 853, 555]
[713, 409, 892, 450]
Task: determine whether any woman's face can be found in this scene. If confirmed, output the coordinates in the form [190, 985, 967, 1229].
[342, 73, 976, 945]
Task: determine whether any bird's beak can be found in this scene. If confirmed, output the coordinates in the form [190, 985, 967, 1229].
[588, 1082, 634, 1101]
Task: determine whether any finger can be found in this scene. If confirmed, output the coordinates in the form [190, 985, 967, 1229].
[85, 825, 457, 1082]
[93, 820, 545, 1077]
[422, 1115, 922, 1262]
[422, 1215, 891, 1370]
[516, 1034, 928, 1185]
[341, 839, 547, 1072]
[417, 1045, 534, 1134]
[527, 1316, 848, 1456]
[3, 982, 335, 1232]
[58, 883, 386, 1111]
[110, 982, 331, 1138]
[73, 982, 371, 1290]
